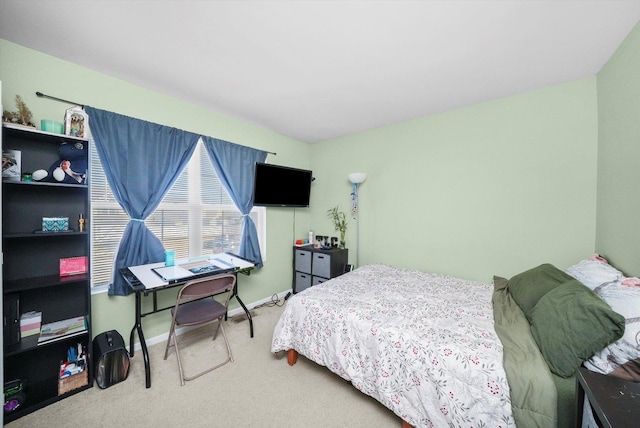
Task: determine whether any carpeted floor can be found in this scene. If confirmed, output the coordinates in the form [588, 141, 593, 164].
[5, 300, 401, 428]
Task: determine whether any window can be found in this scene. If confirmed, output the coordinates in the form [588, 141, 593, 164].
[89, 139, 266, 289]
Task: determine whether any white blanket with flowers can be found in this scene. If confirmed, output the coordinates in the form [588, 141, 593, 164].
[271, 263, 515, 427]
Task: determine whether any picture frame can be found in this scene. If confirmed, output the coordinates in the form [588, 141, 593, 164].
[2, 149, 21, 181]
[64, 107, 87, 139]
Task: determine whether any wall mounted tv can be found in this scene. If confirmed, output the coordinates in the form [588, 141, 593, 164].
[252, 163, 313, 207]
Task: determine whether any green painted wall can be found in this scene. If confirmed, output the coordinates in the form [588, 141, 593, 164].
[596, 21, 640, 276]
[310, 79, 599, 281]
[0, 39, 311, 341]
[1, 36, 603, 343]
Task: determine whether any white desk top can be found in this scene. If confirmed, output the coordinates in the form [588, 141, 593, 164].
[129, 253, 254, 290]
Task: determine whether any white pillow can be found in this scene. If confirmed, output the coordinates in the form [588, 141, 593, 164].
[566, 256, 640, 381]
[565, 255, 624, 290]
[583, 280, 640, 381]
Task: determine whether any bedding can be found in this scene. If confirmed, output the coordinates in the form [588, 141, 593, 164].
[494, 274, 602, 428]
[528, 279, 625, 378]
[566, 256, 640, 381]
[492, 276, 561, 428]
[271, 264, 519, 427]
[565, 255, 624, 290]
[585, 281, 640, 381]
[271, 262, 615, 427]
[507, 263, 574, 321]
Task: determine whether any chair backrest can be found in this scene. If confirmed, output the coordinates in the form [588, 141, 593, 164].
[177, 274, 236, 306]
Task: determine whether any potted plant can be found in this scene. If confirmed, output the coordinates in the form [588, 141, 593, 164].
[327, 205, 347, 248]
[2, 95, 35, 128]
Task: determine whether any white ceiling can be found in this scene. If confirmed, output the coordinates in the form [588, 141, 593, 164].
[1, 1, 639, 143]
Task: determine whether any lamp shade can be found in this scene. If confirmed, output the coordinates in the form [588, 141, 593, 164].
[348, 172, 367, 184]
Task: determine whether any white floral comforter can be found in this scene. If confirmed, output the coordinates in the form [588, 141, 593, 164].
[271, 264, 515, 428]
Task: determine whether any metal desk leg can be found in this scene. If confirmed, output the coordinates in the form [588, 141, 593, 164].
[235, 293, 254, 338]
[130, 290, 151, 388]
[129, 325, 136, 358]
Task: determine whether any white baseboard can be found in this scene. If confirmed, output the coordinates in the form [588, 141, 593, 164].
[134, 289, 291, 350]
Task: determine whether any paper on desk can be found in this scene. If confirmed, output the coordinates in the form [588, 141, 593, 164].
[210, 253, 255, 269]
[130, 262, 168, 289]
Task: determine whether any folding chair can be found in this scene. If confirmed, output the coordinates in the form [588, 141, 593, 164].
[163, 273, 236, 385]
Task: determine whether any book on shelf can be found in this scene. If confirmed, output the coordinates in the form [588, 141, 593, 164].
[20, 310, 42, 338]
[38, 316, 87, 344]
[60, 256, 88, 276]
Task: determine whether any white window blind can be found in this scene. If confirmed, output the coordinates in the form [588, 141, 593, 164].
[89, 138, 266, 288]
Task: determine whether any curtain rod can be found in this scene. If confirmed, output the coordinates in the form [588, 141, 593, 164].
[35, 91, 276, 155]
[36, 91, 84, 107]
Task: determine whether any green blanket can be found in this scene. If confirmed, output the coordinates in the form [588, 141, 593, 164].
[493, 277, 569, 428]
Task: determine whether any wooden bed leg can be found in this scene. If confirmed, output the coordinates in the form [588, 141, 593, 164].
[401, 420, 413, 428]
[287, 349, 298, 366]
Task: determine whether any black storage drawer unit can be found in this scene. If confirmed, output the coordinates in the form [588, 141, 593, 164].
[292, 245, 348, 293]
[295, 272, 312, 293]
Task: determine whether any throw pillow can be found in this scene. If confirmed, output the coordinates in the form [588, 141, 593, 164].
[529, 279, 625, 378]
[508, 263, 574, 321]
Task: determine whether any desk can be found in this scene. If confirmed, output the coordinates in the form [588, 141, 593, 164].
[119, 253, 255, 388]
[575, 367, 640, 428]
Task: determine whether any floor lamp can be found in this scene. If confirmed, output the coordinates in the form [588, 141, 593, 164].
[349, 172, 367, 268]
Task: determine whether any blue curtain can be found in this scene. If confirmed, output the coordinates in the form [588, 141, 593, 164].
[85, 107, 200, 295]
[201, 136, 267, 268]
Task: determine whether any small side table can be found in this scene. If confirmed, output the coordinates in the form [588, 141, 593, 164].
[575, 367, 640, 427]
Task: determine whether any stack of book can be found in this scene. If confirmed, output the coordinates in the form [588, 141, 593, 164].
[20, 311, 42, 339]
[38, 316, 87, 345]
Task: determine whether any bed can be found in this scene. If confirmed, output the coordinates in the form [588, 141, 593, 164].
[271, 260, 632, 428]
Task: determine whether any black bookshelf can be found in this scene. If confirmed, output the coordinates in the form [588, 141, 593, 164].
[2, 124, 93, 422]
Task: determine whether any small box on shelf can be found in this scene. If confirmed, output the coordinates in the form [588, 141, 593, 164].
[42, 217, 69, 232]
[58, 370, 87, 395]
[60, 256, 88, 276]
[58, 342, 88, 395]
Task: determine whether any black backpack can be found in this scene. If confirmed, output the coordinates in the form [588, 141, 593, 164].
[93, 330, 130, 389]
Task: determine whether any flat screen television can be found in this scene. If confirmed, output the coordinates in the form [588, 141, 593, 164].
[252, 163, 313, 207]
